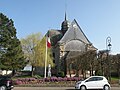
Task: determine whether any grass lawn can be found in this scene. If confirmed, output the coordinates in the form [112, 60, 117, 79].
[110, 77, 120, 85]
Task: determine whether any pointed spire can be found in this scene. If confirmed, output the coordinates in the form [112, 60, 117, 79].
[65, 12, 67, 21]
[61, 11, 69, 35]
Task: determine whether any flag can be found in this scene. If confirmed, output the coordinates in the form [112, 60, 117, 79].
[47, 36, 51, 48]
[44, 33, 51, 78]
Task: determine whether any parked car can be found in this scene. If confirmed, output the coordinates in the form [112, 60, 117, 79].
[0, 75, 14, 90]
[75, 76, 110, 90]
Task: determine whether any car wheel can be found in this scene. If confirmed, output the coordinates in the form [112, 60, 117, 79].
[0, 86, 7, 90]
[103, 85, 110, 90]
[80, 85, 86, 90]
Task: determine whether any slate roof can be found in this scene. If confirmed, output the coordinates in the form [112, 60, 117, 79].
[64, 40, 86, 51]
[59, 19, 93, 52]
[48, 19, 97, 52]
[48, 29, 63, 46]
[59, 19, 91, 44]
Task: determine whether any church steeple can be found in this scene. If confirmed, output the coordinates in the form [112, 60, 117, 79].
[65, 12, 67, 21]
[61, 12, 69, 34]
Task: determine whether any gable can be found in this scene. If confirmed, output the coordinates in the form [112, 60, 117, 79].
[59, 19, 91, 44]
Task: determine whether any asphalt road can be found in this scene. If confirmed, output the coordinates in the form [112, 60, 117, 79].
[14, 87, 120, 90]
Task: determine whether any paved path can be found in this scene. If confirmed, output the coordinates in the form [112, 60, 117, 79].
[14, 87, 120, 90]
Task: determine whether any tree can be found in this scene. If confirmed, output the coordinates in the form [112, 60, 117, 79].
[86, 50, 97, 76]
[21, 33, 42, 76]
[35, 37, 54, 67]
[97, 50, 112, 80]
[111, 54, 120, 78]
[21, 33, 54, 76]
[70, 50, 97, 78]
[0, 13, 26, 76]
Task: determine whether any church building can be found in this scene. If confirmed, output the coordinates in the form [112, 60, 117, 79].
[47, 14, 97, 76]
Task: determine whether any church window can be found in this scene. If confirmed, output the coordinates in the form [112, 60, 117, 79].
[53, 53, 55, 58]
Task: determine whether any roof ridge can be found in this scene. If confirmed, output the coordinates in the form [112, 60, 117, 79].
[73, 19, 91, 44]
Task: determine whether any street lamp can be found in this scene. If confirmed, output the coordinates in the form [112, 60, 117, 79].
[106, 36, 112, 81]
[106, 37, 112, 51]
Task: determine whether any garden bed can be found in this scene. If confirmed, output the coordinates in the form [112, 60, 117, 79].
[14, 81, 76, 87]
[13, 77, 80, 87]
[13, 76, 120, 87]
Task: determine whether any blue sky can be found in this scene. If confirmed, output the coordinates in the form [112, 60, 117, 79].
[0, 0, 120, 54]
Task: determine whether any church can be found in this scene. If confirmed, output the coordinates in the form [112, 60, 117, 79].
[47, 13, 97, 77]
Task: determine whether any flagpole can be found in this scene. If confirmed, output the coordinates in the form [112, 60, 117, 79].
[44, 35, 47, 78]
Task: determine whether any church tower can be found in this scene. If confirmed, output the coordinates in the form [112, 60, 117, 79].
[61, 12, 70, 35]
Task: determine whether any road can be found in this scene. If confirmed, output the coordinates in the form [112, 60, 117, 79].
[14, 87, 120, 90]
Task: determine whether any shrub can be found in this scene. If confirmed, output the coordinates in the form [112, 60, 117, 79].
[50, 77, 58, 82]
[44, 76, 81, 82]
[13, 80, 22, 85]
[13, 76, 82, 85]
[34, 75, 42, 79]
[95, 70, 102, 76]
[57, 71, 65, 77]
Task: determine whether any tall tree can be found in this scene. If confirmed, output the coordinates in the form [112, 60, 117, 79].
[35, 37, 54, 67]
[71, 50, 97, 78]
[21, 33, 42, 76]
[0, 13, 26, 76]
[111, 54, 120, 78]
[21, 33, 54, 76]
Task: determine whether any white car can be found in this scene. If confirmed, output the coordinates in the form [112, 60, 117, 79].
[75, 76, 110, 90]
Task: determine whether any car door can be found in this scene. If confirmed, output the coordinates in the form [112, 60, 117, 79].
[86, 77, 104, 89]
[85, 77, 97, 89]
[94, 77, 104, 88]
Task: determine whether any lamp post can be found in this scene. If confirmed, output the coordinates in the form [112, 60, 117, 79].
[106, 37, 112, 51]
[106, 36, 112, 81]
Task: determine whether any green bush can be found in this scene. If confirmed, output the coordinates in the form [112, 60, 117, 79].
[95, 70, 102, 76]
[34, 75, 42, 79]
[57, 71, 65, 77]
